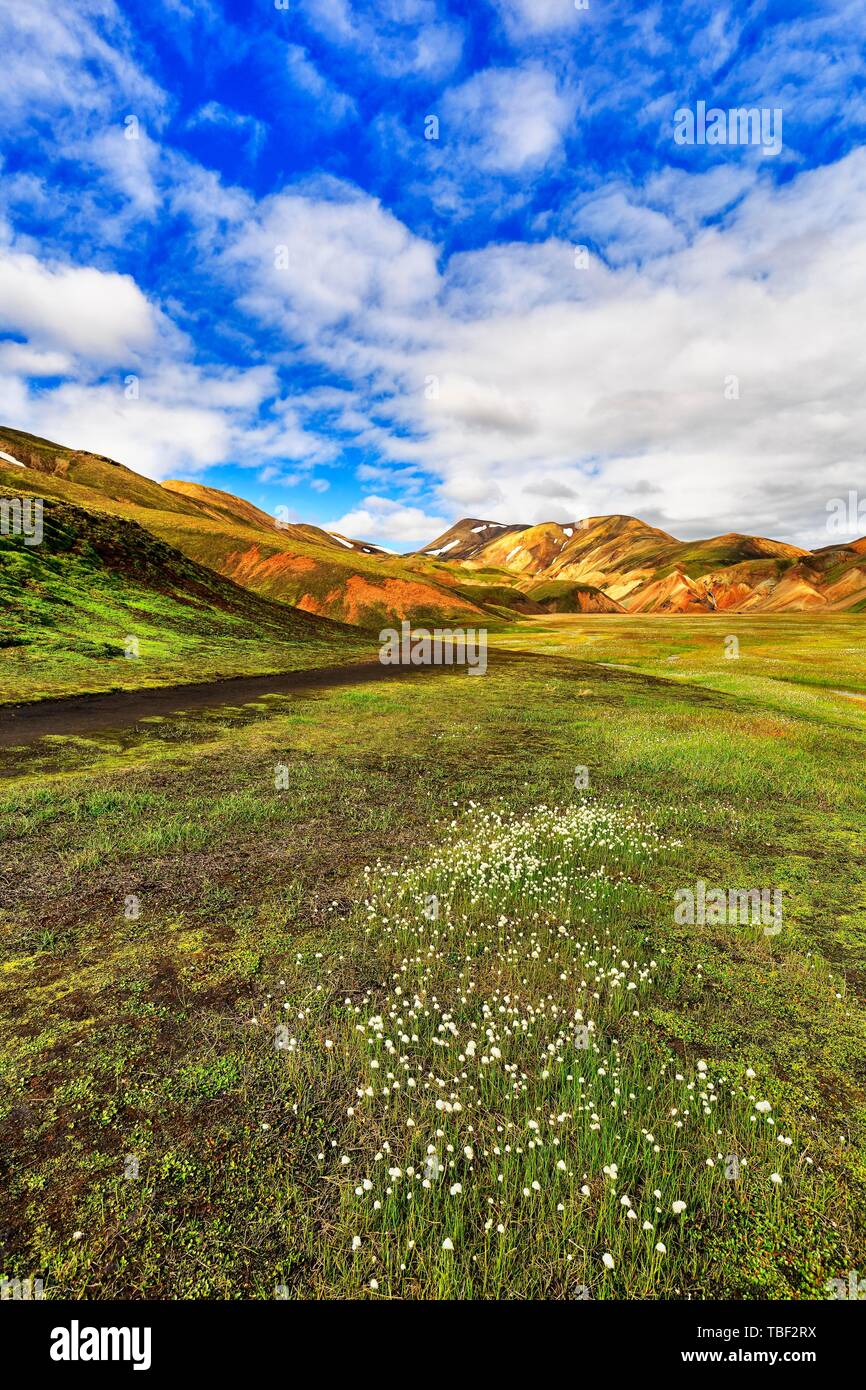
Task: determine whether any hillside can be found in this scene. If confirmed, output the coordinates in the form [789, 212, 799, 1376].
[0, 484, 365, 703]
[3, 426, 865, 621]
[416, 514, 866, 614]
[0, 428, 498, 631]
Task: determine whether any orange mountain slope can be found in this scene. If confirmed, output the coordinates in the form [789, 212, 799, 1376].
[2, 426, 864, 619]
[0, 427, 497, 629]
[415, 514, 866, 613]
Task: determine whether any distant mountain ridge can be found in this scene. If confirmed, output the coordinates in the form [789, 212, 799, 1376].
[2, 425, 865, 623]
[414, 514, 866, 613]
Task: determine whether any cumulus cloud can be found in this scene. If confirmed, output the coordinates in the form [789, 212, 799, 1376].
[299, 0, 462, 79]
[492, 0, 588, 39]
[0, 244, 160, 361]
[214, 149, 866, 550]
[327, 495, 448, 546]
[217, 178, 441, 337]
[442, 65, 578, 174]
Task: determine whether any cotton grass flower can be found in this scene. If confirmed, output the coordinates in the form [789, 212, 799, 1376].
[602, 1252, 615, 1270]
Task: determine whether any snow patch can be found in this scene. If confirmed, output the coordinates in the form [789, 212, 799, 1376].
[328, 533, 354, 549]
[0, 450, 26, 468]
[505, 545, 523, 562]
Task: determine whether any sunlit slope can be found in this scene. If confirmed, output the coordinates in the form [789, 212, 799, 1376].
[0, 486, 365, 701]
[417, 512, 866, 612]
[0, 428, 496, 630]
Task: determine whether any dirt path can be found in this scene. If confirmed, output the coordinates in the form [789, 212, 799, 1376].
[0, 658, 467, 748]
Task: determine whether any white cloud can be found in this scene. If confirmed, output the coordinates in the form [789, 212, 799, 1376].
[0, 342, 72, 377]
[492, 0, 586, 38]
[0, 244, 160, 361]
[83, 126, 164, 219]
[572, 186, 683, 265]
[442, 65, 578, 174]
[285, 46, 357, 125]
[299, 0, 462, 79]
[188, 101, 268, 156]
[0, 1, 166, 136]
[220, 179, 440, 336]
[327, 495, 448, 545]
[317, 151, 866, 548]
[5, 363, 284, 482]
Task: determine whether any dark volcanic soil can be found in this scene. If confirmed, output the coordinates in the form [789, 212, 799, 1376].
[0, 659, 465, 747]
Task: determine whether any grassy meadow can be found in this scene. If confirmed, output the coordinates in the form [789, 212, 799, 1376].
[0, 617, 864, 1298]
[0, 489, 368, 705]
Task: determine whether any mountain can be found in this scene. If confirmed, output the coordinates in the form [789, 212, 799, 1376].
[417, 517, 528, 561]
[0, 484, 364, 702]
[0, 428, 495, 630]
[3, 425, 864, 625]
[413, 514, 866, 613]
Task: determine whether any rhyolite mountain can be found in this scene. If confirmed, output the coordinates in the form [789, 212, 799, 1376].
[2, 426, 865, 629]
[415, 514, 866, 614]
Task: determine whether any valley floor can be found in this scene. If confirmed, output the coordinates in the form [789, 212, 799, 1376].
[0, 616, 864, 1298]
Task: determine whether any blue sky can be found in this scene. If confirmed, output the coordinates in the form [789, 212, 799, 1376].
[1, 0, 865, 548]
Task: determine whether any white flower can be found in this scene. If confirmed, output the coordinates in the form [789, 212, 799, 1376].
[602, 1252, 615, 1270]
[464, 1146, 474, 1160]
[755, 1100, 772, 1114]
[352, 1236, 361, 1250]
[449, 1183, 462, 1196]
[672, 1200, 686, 1215]
[746, 1067, 756, 1079]
[442, 1237, 454, 1251]
[655, 1242, 667, 1255]
[770, 1172, 782, 1184]
[369, 1278, 378, 1290]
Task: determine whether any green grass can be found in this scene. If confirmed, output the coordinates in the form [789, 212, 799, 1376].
[0, 489, 367, 702]
[0, 625, 864, 1298]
